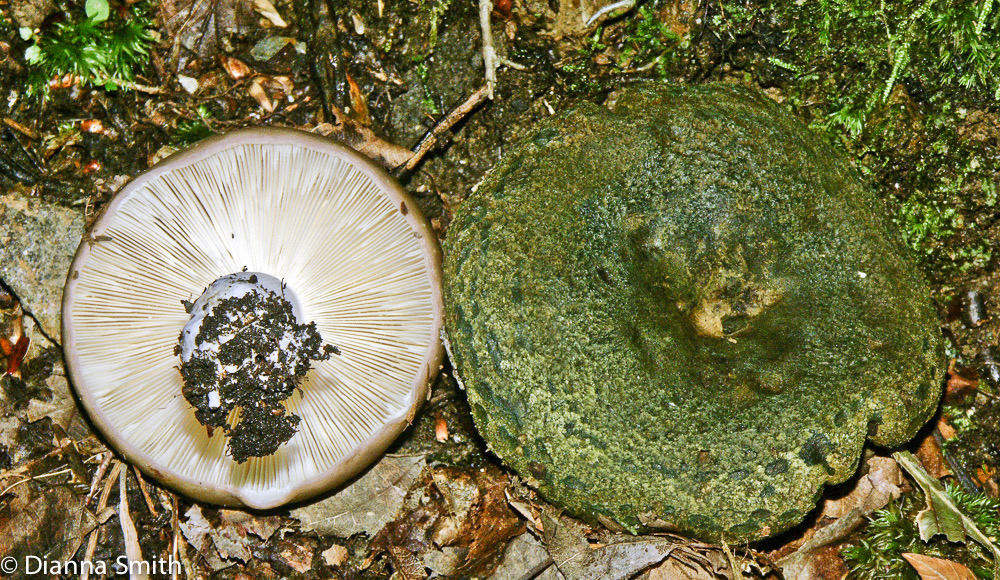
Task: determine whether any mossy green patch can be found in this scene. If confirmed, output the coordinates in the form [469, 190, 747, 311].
[443, 82, 944, 542]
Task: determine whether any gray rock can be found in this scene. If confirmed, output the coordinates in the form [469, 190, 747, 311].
[443, 83, 944, 542]
[11, 0, 57, 29]
[0, 193, 84, 342]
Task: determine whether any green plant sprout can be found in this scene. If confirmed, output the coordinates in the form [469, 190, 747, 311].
[22, 0, 154, 97]
[172, 105, 215, 148]
[615, 5, 685, 77]
[897, 193, 958, 257]
[420, 0, 454, 49]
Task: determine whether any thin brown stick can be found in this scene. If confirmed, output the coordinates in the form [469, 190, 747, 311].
[98, 462, 122, 515]
[84, 452, 114, 507]
[171, 495, 180, 580]
[82, 461, 122, 580]
[133, 465, 159, 517]
[119, 465, 149, 580]
[478, 0, 526, 98]
[117, 80, 165, 94]
[479, 0, 499, 98]
[171, 493, 198, 579]
[0, 468, 72, 497]
[403, 84, 491, 172]
[0, 437, 76, 482]
[2, 117, 38, 140]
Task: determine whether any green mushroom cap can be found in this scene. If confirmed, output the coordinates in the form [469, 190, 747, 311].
[443, 83, 945, 542]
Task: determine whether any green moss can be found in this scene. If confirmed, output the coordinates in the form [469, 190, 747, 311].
[842, 485, 1000, 579]
[766, 0, 1000, 112]
[615, 5, 685, 77]
[171, 105, 216, 148]
[419, 0, 453, 49]
[677, 1, 1000, 280]
[893, 150, 994, 275]
[172, 120, 214, 148]
[23, 0, 154, 98]
[898, 193, 959, 257]
[944, 403, 980, 438]
[412, 61, 441, 115]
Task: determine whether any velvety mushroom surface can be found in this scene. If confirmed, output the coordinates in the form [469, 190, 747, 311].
[63, 128, 443, 509]
[443, 83, 944, 542]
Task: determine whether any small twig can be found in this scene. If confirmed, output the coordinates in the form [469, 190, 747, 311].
[585, 0, 638, 26]
[403, 84, 491, 172]
[2, 117, 38, 140]
[133, 465, 159, 517]
[721, 540, 744, 578]
[0, 436, 76, 482]
[478, 0, 526, 99]
[119, 466, 149, 580]
[81, 461, 122, 580]
[479, 0, 498, 98]
[99, 461, 122, 512]
[0, 467, 73, 497]
[171, 495, 180, 580]
[84, 452, 114, 507]
[171, 493, 198, 580]
[117, 80, 165, 94]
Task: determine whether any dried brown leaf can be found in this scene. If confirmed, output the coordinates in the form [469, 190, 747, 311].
[642, 558, 719, 580]
[313, 115, 414, 170]
[211, 520, 251, 562]
[346, 73, 372, 126]
[390, 545, 429, 580]
[767, 545, 848, 580]
[822, 454, 903, 519]
[247, 79, 274, 112]
[0, 484, 95, 566]
[291, 454, 426, 537]
[423, 547, 466, 577]
[776, 454, 903, 579]
[456, 474, 523, 576]
[945, 367, 979, 402]
[540, 510, 714, 580]
[429, 468, 479, 547]
[179, 505, 212, 552]
[221, 56, 252, 80]
[159, 0, 257, 64]
[179, 505, 252, 569]
[219, 509, 282, 540]
[915, 432, 952, 480]
[937, 417, 957, 440]
[489, 532, 554, 580]
[321, 544, 349, 567]
[278, 539, 315, 573]
[251, 0, 287, 27]
[902, 553, 977, 580]
[777, 509, 865, 580]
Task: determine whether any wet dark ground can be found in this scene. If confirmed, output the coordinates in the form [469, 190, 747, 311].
[1, 0, 1000, 578]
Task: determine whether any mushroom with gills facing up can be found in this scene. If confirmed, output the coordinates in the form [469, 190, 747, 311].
[62, 127, 444, 509]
